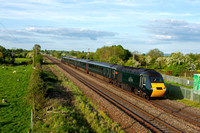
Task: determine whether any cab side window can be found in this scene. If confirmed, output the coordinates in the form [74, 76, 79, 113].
[143, 77, 146, 85]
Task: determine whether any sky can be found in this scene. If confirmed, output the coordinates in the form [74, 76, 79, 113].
[1, 0, 200, 54]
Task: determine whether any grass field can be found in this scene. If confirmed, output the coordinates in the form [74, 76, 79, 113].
[0, 64, 33, 132]
[15, 58, 32, 64]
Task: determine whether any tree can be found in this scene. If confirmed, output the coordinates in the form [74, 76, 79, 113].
[147, 48, 164, 57]
[33, 44, 42, 66]
[0, 52, 3, 63]
[95, 45, 132, 63]
[77, 53, 87, 59]
[69, 50, 77, 56]
[145, 56, 152, 68]
[125, 58, 141, 67]
[109, 56, 124, 65]
[0, 45, 6, 52]
[165, 52, 197, 76]
[33, 44, 41, 56]
[155, 57, 166, 69]
[53, 51, 61, 58]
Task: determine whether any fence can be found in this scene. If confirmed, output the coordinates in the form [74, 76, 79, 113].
[165, 83, 200, 103]
[162, 74, 194, 87]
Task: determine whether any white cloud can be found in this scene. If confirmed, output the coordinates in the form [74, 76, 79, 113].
[143, 19, 200, 42]
[23, 27, 118, 40]
[106, 41, 114, 45]
[154, 35, 174, 40]
[0, 26, 118, 44]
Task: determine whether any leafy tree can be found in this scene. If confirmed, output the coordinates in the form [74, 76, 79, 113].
[95, 45, 132, 63]
[5, 56, 14, 64]
[165, 64, 186, 76]
[147, 48, 164, 57]
[135, 54, 146, 66]
[26, 51, 33, 58]
[165, 52, 197, 76]
[123, 49, 132, 61]
[69, 50, 77, 56]
[109, 56, 123, 65]
[0, 52, 3, 63]
[33, 44, 41, 55]
[155, 57, 166, 69]
[77, 53, 87, 59]
[33, 44, 42, 66]
[53, 51, 61, 58]
[124, 58, 141, 67]
[88, 52, 95, 60]
[145, 56, 152, 68]
[0, 45, 6, 52]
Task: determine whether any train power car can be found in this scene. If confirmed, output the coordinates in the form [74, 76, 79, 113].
[113, 66, 166, 99]
[61, 56, 166, 99]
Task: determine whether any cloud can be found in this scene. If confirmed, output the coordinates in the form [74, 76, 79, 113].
[24, 27, 118, 40]
[142, 19, 200, 42]
[0, 26, 118, 48]
[105, 41, 114, 45]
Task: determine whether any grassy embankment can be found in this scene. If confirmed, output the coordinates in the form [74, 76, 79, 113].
[165, 81, 193, 89]
[0, 58, 33, 133]
[177, 99, 200, 108]
[31, 60, 124, 132]
[164, 81, 200, 109]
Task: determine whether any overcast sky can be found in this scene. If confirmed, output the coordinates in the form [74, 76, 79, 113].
[1, 0, 200, 54]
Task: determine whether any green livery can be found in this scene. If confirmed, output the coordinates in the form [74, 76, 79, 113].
[61, 56, 166, 99]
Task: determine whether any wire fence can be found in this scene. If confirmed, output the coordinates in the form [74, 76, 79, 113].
[165, 83, 200, 103]
[162, 74, 194, 87]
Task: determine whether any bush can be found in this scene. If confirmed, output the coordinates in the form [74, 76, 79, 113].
[5, 56, 15, 64]
[165, 64, 186, 76]
[27, 64, 46, 110]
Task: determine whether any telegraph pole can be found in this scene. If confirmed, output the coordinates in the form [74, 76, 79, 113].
[87, 48, 90, 60]
[12, 47, 16, 57]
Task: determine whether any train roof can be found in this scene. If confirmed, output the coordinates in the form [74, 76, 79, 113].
[62, 56, 161, 76]
[76, 58, 90, 63]
[117, 66, 150, 75]
[141, 69, 162, 76]
[62, 56, 77, 60]
[118, 66, 161, 76]
[89, 61, 114, 68]
[111, 64, 124, 69]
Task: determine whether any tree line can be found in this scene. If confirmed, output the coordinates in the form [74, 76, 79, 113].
[0, 45, 34, 64]
[46, 45, 200, 77]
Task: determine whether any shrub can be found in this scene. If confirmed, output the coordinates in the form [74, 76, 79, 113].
[27, 64, 46, 110]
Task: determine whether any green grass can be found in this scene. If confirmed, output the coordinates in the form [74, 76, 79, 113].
[15, 58, 32, 64]
[168, 95, 200, 109]
[33, 66, 95, 132]
[0, 65, 33, 133]
[176, 99, 200, 109]
[165, 81, 193, 89]
[33, 60, 124, 132]
[50, 64, 124, 133]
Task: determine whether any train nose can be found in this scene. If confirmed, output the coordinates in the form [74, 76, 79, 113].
[150, 83, 166, 97]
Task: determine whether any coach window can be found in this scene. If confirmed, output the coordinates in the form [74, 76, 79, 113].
[143, 77, 146, 86]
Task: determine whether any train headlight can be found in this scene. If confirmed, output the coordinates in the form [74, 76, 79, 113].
[150, 88, 155, 90]
[164, 88, 166, 89]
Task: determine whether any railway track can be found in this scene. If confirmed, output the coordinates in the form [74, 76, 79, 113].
[151, 99, 200, 127]
[46, 55, 184, 133]
[102, 79, 200, 129]
[93, 74, 200, 130]
[101, 77, 200, 129]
